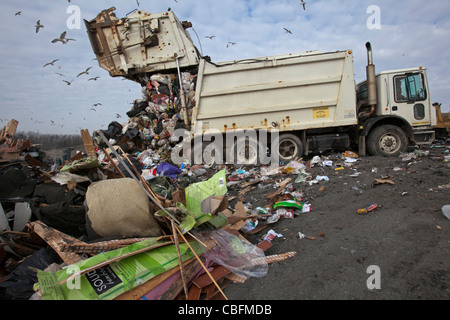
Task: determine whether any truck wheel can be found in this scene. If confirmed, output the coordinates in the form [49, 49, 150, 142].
[278, 133, 304, 162]
[367, 125, 408, 157]
[228, 137, 259, 166]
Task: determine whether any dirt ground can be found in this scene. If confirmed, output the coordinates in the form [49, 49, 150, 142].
[223, 144, 450, 300]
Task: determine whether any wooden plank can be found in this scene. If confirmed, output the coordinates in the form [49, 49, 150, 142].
[187, 283, 202, 300]
[157, 259, 202, 300]
[29, 221, 83, 265]
[266, 178, 292, 198]
[192, 265, 230, 289]
[2, 119, 19, 144]
[80, 129, 96, 158]
[115, 258, 195, 300]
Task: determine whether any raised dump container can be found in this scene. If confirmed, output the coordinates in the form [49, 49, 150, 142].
[84, 7, 200, 79]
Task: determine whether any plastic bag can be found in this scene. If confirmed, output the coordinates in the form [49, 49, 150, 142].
[194, 229, 268, 280]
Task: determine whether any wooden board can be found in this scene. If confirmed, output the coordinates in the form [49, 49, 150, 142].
[80, 129, 96, 158]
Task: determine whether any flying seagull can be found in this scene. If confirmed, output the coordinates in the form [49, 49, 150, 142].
[88, 76, 100, 81]
[63, 79, 74, 86]
[52, 31, 67, 44]
[77, 67, 93, 77]
[205, 35, 216, 40]
[43, 59, 59, 68]
[116, 113, 122, 118]
[64, 37, 76, 44]
[93, 103, 102, 107]
[15, 11, 21, 16]
[301, 0, 306, 10]
[284, 28, 292, 34]
[35, 20, 44, 33]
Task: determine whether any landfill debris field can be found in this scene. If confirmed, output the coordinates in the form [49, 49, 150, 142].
[1, 4, 450, 303]
[1, 117, 449, 300]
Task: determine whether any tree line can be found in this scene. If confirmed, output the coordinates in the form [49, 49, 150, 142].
[15, 131, 83, 150]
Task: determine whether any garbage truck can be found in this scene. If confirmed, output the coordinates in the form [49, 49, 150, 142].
[85, 7, 439, 163]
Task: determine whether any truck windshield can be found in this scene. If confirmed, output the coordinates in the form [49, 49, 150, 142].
[394, 73, 426, 103]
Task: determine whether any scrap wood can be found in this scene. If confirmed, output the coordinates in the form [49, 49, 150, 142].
[192, 265, 230, 289]
[59, 237, 174, 286]
[157, 259, 203, 300]
[29, 221, 84, 266]
[372, 176, 395, 188]
[187, 283, 202, 300]
[102, 148, 125, 178]
[266, 178, 292, 198]
[1, 119, 19, 145]
[114, 257, 196, 300]
[174, 223, 228, 300]
[59, 236, 164, 254]
[80, 129, 96, 159]
[171, 218, 189, 298]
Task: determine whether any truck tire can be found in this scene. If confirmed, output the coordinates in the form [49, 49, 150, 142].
[367, 125, 408, 157]
[278, 133, 304, 162]
[228, 137, 259, 166]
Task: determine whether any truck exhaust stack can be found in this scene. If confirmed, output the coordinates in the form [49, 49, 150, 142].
[365, 42, 377, 117]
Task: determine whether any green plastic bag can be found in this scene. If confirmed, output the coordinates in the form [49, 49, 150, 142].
[35, 238, 204, 300]
[184, 170, 227, 227]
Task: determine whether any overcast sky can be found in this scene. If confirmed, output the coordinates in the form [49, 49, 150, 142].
[1, 0, 449, 135]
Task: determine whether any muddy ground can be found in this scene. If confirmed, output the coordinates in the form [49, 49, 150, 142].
[223, 145, 450, 300]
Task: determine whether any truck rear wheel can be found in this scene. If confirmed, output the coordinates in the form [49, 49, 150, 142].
[228, 137, 259, 166]
[278, 133, 304, 162]
[367, 125, 408, 157]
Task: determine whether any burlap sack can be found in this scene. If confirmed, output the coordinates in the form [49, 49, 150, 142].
[85, 178, 162, 238]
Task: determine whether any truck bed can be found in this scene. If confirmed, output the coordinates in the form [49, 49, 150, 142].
[192, 50, 358, 134]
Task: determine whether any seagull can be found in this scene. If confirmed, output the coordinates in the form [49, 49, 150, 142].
[43, 59, 59, 68]
[93, 103, 102, 107]
[64, 38, 76, 44]
[136, 0, 140, 6]
[63, 79, 74, 86]
[77, 67, 93, 77]
[15, 11, 21, 16]
[90, 108, 97, 112]
[88, 76, 100, 81]
[284, 28, 292, 34]
[301, 0, 306, 10]
[55, 72, 65, 77]
[35, 20, 44, 33]
[52, 31, 67, 44]
[205, 35, 216, 40]
[226, 42, 236, 48]
[116, 113, 122, 118]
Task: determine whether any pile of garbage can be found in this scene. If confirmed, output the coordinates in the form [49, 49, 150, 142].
[0, 119, 305, 301]
[93, 70, 197, 158]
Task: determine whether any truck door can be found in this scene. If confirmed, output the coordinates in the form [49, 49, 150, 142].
[391, 72, 430, 127]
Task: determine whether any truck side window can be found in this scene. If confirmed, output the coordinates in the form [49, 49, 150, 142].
[394, 76, 408, 102]
[394, 73, 426, 103]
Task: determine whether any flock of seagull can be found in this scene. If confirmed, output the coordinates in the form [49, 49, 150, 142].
[13, 0, 308, 131]
[204, 0, 307, 44]
[14, 5, 105, 129]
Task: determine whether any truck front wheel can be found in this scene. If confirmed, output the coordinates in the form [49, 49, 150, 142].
[367, 125, 408, 157]
[277, 133, 304, 162]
